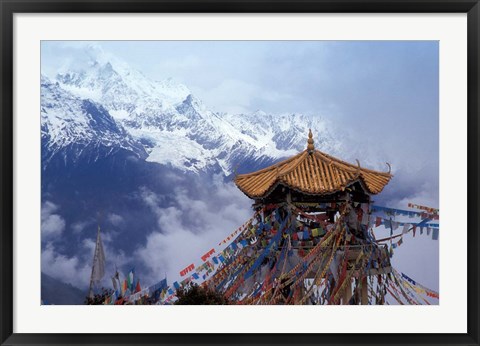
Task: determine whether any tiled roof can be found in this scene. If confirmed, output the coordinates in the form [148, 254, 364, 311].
[234, 130, 392, 199]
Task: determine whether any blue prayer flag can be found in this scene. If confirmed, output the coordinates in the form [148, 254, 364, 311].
[151, 278, 167, 292]
[256, 223, 264, 234]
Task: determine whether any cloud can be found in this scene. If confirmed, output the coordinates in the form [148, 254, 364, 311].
[41, 242, 92, 288]
[155, 55, 201, 79]
[41, 201, 66, 238]
[135, 180, 251, 286]
[107, 213, 124, 227]
[42, 230, 132, 290]
[71, 220, 90, 234]
[199, 79, 293, 114]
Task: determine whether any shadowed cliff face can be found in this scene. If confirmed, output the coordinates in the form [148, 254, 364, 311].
[41, 272, 86, 305]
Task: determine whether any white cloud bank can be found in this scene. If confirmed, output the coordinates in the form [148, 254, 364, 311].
[135, 179, 251, 286]
[41, 201, 66, 238]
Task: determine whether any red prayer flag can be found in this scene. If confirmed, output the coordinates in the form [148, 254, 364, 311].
[135, 280, 141, 293]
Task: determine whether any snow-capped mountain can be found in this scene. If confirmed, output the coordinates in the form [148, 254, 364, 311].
[42, 45, 341, 175]
[41, 75, 147, 167]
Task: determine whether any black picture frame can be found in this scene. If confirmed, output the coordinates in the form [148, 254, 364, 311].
[1, 1, 479, 345]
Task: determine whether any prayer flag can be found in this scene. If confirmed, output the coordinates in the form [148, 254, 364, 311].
[127, 269, 135, 291]
[135, 280, 141, 293]
[122, 279, 127, 295]
[91, 227, 106, 284]
[111, 277, 118, 292]
[180, 263, 195, 276]
[150, 278, 167, 294]
[201, 248, 215, 262]
[361, 213, 369, 226]
[392, 221, 399, 230]
[384, 219, 392, 229]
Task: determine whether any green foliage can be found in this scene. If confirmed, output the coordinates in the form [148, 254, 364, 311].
[84, 287, 113, 305]
[174, 283, 229, 305]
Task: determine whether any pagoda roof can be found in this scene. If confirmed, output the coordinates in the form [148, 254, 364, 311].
[234, 130, 392, 199]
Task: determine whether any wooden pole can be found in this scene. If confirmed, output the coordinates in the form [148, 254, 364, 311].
[361, 276, 368, 305]
[342, 277, 352, 305]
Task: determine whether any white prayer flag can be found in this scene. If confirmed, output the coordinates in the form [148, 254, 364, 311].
[92, 229, 106, 283]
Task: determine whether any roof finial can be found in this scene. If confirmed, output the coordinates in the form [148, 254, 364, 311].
[307, 129, 315, 152]
[385, 162, 392, 174]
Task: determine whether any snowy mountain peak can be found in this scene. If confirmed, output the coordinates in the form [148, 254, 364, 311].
[52, 46, 193, 121]
[41, 78, 147, 167]
[154, 78, 191, 105]
[177, 94, 209, 114]
[42, 47, 342, 175]
[252, 109, 267, 116]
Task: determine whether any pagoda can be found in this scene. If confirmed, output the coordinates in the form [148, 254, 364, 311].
[207, 130, 394, 304]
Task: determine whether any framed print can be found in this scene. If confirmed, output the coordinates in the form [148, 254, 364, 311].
[1, 1, 479, 345]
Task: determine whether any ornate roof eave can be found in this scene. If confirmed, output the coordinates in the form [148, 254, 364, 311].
[235, 161, 392, 199]
[245, 177, 377, 202]
[234, 130, 393, 199]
